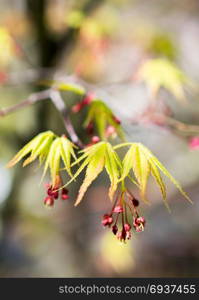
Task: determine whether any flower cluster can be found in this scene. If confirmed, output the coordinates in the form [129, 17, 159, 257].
[44, 175, 69, 207]
[102, 191, 146, 242]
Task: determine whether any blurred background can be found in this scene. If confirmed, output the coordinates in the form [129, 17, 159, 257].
[1, 0, 199, 277]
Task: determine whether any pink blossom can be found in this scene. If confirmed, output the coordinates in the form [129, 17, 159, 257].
[189, 137, 199, 150]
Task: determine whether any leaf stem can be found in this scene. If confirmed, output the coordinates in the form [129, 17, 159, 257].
[121, 180, 126, 192]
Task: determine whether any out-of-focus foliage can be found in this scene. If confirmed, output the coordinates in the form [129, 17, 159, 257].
[39, 80, 85, 95]
[66, 10, 85, 29]
[132, 23, 177, 60]
[0, 27, 17, 67]
[137, 58, 192, 100]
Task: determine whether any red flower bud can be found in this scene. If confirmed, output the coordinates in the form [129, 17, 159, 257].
[113, 205, 123, 213]
[71, 102, 83, 113]
[61, 194, 69, 200]
[112, 224, 118, 235]
[91, 136, 100, 143]
[117, 228, 126, 241]
[82, 92, 95, 105]
[106, 125, 116, 138]
[132, 198, 139, 207]
[72, 92, 95, 114]
[61, 188, 69, 200]
[47, 187, 59, 199]
[116, 231, 122, 240]
[121, 227, 127, 241]
[126, 231, 131, 240]
[124, 223, 131, 232]
[189, 137, 199, 150]
[137, 216, 146, 225]
[102, 214, 113, 226]
[86, 122, 94, 135]
[62, 188, 68, 194]
[133, 216, 146, 232]
[44, 196, 54, 207]
[112, 115, 121, 125]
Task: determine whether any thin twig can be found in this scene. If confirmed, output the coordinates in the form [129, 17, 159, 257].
[0, 89, 51, 117]
[0, 87, 84, 147]
[132, 109, 199, 137]
[165, 116, 199, 136]
[149, 112, 199, 136]
[49, 89, 84, 147]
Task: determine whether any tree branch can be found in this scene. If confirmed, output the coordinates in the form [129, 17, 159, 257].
[26, 0, 105, 68]
[0, 89, 51, 117]
[136, 111, 199, 136]
[165, 116, 199, 136]
[0, 88, 84, 147]
[50, 89, 84, 147]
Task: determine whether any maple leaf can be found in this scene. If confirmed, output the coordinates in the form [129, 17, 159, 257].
[65, 142, 122, 206]
[7, 132, 77, 187]
[42, 136, 77, 186]
[84, 100, 124, 140]
[7, 131, 55, 168]
[115, 142, 192, 210]
[39, 80, 85, 95]
[137, 58, 192, 101]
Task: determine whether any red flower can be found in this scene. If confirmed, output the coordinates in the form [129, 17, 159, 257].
[44, 175, 70, 206]
[44, 196, 54, 207]
[101, 190, 146, 242]
[189, 137, 199, 150]
[113, 205, 123, 213]
[102, 214, 113, 227]
[72, 92, 95, 113]
[133, 216, 146, 232]
[61, 188, 69, 200]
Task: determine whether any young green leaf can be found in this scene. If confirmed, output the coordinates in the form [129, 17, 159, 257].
[65, 142, 122, 205]
[117, 142, 191, 208]
[39, 80, 85, 95]
[132, 145, 151, 202]
[75, 154, 105, 206]
[60, 136, 77, 177]
[7, 131, 56, 168]
[104, 143, 121, 199]
[120, 144, 150, 203]
[137, 58, 192, 101]
[46, 138, 62, 187]
[84, 100, 124, 140]
[7, 132, 77, 188]
[23, 132, 55, 167]
[42, 136, 78, 186]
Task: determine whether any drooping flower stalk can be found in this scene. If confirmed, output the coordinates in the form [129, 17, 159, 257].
[102, 187, 146, 243]
[44, 174, 69, 207]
